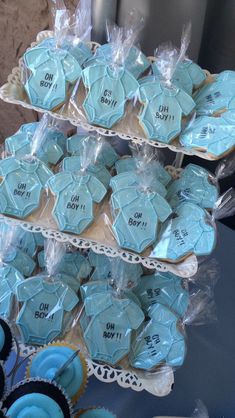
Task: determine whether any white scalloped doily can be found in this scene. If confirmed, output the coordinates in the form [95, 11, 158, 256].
[18, 343, 174, 397]
[0, 214, 198, 278]
[0, 30, 221, 161]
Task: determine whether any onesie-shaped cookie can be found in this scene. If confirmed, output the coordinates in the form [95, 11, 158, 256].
[38, 250, 91, 288]
[0, 157, 52, 218]
[36, 37, 92, 68]
[88, 250, 143, 284]
[85, 43, 150, 79]
[66, 134, 118, 168]
[16, 275, 79, 345]
[3, 246, 36, 277]
[166, 164, 218, 209]
[153, 59, 206, 95]
[0, 222, 38, 257]
[82, 64, 139, 128]
[23, 46, 82, 110]
[110, 172, 167, 197]
[151, 202, 216, 261]
[180, 110, 235, 158]
[83, 292, 144, 365]
[129, 303, 186, 370]
[0, 265, 24, 318]
[62, 156, 111, 188]
[115, 156, 171, 186]
[47, 172, 107, 235]
[5, 122, 66, 166]
[111, 187, 172, 253]
[138, 76, 195, 143]
[134, 272, 189, 317]
[194, 71, 235, 116]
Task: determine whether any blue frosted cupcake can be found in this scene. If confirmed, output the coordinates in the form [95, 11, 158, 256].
[0, 318, 13, 362]
[2, 378, 73, 418]
[26, 342, 88, 404]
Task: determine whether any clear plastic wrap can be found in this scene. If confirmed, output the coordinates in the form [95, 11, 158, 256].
[137, 24, 196, 144]
[0, 115, 54, 221]
[45, 134, 108, 235]
[153, 399, 209, 418]
[129, 258, 218, 371]
[151, 188, 235, 262]
[107, 144, 172, 254]
[21, 0, 86, 111]
[180, 109, 235, 158]
[166, 153, 235, 210]
[78, 257, 145, 366]
[70, 11, 142, 129]
[194, 70, 235, 116]
[14, 238, 80, 346]
[5, 114, 67, 167]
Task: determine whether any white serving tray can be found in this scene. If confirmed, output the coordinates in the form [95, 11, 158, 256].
[0, 30, 222, 161]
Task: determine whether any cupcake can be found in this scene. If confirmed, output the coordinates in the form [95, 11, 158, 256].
[0, 318, 13, 362]
[75, 408, 116, 418]
[26, 342, 88, 404]
[0, 363, 6, 400]
[2, 378, 73, 418]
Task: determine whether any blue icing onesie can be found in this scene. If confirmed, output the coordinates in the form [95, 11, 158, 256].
[82, 64, 139, 128]
[0, 156, 52, 218]
[80, 280, 112, 301]
[36, 37, 92, 67]
[62, 156, 111, 189]
[23, 46, 82, 110]
[152, 59, 206, 95]
[166, 163, 218, 209]
[129, 303, 186, 370]
[38, 250, 91, 283]
[0, 221, 37, 257]
[133, 272, 189, 317]
[6, 393, 65, 418]
[84, 292, 144, 365]
[66, 134, 118, 168]
[16, 275, 79, 345]
[5, 122, 66, 165]
[138, 77, 195, 143]
[115, 156, 171, 186]
[180, 110, 235, 157]
[3, 246, 36, 277]
[110, 172, 167, 197]
[0, 265, 24, 318]
[88, 250, 143, 284]
[47, 172, 107, 234]
[194, 71, 235, 115]
[151, 202, 216, 261]
[111, 187, 172, 253]
[29, 345, 86, 401]
[85, 43, 150, 79]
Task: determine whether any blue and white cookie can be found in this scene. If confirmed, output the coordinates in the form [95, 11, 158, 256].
[166, 163, 218, 209]
[133, 272, 189, 317]
[194, 70, 235, 116]
[129, 303, 186, 370]
[151, 202, 216, 261]
[180, 110, 235, 158]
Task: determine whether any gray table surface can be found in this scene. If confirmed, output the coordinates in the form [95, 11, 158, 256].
[6, 222, 235, 418]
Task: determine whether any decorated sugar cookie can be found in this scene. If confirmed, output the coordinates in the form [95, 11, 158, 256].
[47, 172, 107, 235]
[180, 110, 235, 158]
[129, 303, 186, 370]
[0, 156, 52, 218]
[151, 202, 216, 261]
